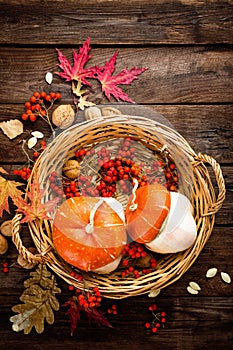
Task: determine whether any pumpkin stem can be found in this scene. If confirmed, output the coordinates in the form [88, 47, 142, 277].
[85, 199, 104, 234]
[129, 178, 139, 211]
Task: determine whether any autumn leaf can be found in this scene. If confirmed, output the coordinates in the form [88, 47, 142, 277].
[10, 264, 61, 334]
[0, 175, 24, 217]
[95, 51, 147, 103]
[13, 176, 59, 223]
[0, 167, 8, 174]
[57, 37, 96, 85]
[63, 297, 81, 336]
[78, 95, 95, 110]
[72, 81, 87, 97]
[63, 296, 112, 336]
[86, 307, 112, 328]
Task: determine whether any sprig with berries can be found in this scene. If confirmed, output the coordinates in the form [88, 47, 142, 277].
[21, 91, 61, 129]
[145, 303, 167, 334]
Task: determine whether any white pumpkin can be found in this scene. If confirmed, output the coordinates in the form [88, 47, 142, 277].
[146, 192, 197, 254]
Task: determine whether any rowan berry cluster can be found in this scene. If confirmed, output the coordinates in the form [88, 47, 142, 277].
[144, 303, 167, 334]
[49, 171, 66, 197]
[13, 141, 47, 181]
[2, 262, 9, 273]
[107, 304, 118, 315]
[121, 242, 157, 278]
[13, 166, 32, 181]
[21, 91, 61, 122]
[68, 273, 102, 310]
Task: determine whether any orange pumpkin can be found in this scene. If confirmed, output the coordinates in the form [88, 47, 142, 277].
[125, 183, 170, 244]
[52, 196, 126, 271]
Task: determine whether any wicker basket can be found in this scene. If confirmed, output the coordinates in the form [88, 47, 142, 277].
[12, 114, 226, 299]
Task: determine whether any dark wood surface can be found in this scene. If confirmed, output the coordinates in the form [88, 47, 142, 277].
[0, 1, 232, 349]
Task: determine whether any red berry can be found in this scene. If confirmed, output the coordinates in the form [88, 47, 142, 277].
[30, 96, 36, 103]
[21, 113, 28, 121]
[45, 95, 51, 101]
[29, 114, 37, 122]
[55, 92, 61, 99]
[151, 327, 158, 333]
[40, 91, 46, 99]
[50, 92, 56, 99]
[25, 101, 31, 109]
[145, 322, 151, 329]
[33, 91, 40, 98]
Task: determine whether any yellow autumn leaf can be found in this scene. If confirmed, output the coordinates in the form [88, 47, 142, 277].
[78, 95, 95, 110]
[0, 175, 24, 216]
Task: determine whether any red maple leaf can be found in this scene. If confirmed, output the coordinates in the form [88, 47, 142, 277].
[56, 37, 96, 85]
[63, 296, 112, 336]
[95, 51, 148, 103]
[13, 176, 59, 223]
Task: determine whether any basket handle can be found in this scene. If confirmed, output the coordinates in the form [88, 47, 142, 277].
[12, 214, 44, 264]
[194, 153, 226, 216]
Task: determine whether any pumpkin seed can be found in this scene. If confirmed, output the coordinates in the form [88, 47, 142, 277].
[31, 131, 44, 139]
[148, 289, 161, 298]
[206, 267, 217, 278]
[220, 272, 231, 284]
[27, 136, 37, 149]
[187, 286, 199, 295]
[189, 281, 201, 291]
[45, 72, 53, 85]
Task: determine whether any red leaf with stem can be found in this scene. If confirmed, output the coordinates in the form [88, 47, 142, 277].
[63, 296, 112, 336]
[56, 37, 97, 85]
[63, 298, 81, 336]
[85, 307, 112, 328]
[95, 51, 148, 103]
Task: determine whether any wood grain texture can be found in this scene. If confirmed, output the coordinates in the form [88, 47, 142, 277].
[0, 46, 233, 103]
[1, 104, 232, 164]
[0, 0, 233, 45]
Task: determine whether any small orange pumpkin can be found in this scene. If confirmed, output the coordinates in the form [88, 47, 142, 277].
[52, 196, 126, 271]
[125, 183, 170, 244]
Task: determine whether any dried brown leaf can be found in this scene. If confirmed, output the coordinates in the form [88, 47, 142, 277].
[10, 264, 61, 334]
[0, 119, 23, 139]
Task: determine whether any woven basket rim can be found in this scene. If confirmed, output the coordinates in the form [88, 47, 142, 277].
[11, 114, 226, 299]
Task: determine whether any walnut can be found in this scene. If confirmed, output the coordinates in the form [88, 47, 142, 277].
[52, 104, 75, 129]
[0, 220, 13, 237]
[101, 107, 122, 116]
[0, 234, 8, 254]
[63, 159, 81, 180]
[84, 106, 102, 120]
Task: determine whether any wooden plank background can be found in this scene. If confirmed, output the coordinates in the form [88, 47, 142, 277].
[0, 1, 232, 349]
